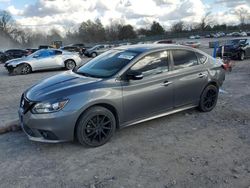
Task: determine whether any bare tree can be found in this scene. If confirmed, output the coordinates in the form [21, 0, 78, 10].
[0, 10, 23, 47]
[235, 7, 250, 26]
[105, 20, 122, 41]
[171, 21, 184, 33]
[198, 12, 213, 31]
[0, 10, 14, 33]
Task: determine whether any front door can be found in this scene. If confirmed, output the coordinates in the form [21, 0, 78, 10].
[122, 50, 174, 122]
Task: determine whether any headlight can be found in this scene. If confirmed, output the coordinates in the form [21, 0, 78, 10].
[32, 99, 69, 114]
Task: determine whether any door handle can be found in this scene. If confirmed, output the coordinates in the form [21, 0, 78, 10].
[162, 81, 172, 86]
[198, 73, 206, 78]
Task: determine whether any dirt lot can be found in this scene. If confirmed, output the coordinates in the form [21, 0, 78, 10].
[0, 49, 250, 187]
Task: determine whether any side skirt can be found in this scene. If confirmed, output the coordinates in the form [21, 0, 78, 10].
[120, 104, 197, 128]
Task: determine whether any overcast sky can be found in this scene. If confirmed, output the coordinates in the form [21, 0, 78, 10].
[0, 0, 250, 33]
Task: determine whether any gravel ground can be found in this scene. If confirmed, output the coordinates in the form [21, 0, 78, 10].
[0, 47, 250, 188]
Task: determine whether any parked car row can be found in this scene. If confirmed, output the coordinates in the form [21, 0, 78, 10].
[0, 49, 30, 63]
[227, 32, 249, 37]
[190, 31, 250, 39]
[205, 32, 226, 38]
[189, 35, 201, 39]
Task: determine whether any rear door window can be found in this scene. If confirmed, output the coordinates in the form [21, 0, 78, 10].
[54, 50, 62, 55]
[172, 50, 198, 70]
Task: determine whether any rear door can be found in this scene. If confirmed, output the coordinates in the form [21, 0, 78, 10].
[122, 50, 174, 122]
[170, 49, 208, 107]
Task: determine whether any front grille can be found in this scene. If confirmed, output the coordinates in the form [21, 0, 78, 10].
[20, 95, 34, 114]
[5, 65, 14, 72]
[23, 124, 35, 137]
[39, 130, 58, 140]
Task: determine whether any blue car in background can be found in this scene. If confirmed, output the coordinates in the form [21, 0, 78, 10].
[216, 39, 250, 60]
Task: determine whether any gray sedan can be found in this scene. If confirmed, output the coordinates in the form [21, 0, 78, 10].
[5, 49, 82, 74]
[19, 44, 226, 147]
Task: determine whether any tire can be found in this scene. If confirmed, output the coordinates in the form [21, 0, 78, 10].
[65, 59, 76, 70]
[198, 85, 219, 112]
[18, 63, 32, 75]
[239, 51, 245, 61]
[76, 106, 116, 147]
[91, 52, 97, 58]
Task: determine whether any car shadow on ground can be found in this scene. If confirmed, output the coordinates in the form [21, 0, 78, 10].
[11, 108, 200, 150]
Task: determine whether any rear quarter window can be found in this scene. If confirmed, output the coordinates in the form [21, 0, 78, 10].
[196, 52, 207, 64]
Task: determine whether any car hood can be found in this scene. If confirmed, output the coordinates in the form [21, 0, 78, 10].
[25, 71, 102, 101]
[5, 57, 31, 66]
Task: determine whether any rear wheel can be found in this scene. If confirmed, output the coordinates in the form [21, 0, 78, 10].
[76, 106, 116, 147]
[65, 60, 76, 70]
[199, 85, 218, 112]
[18, 63, 32, 75]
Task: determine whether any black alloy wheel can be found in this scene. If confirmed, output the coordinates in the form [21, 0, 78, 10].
[76, 106, 116, 147]
[199, 85, 218, 112]
[19, 64, 32, 74]
[65, 60, 76, 70]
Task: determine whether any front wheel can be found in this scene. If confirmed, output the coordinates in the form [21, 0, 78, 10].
[76, 106, 116, 147]
[199, 85, 218, 112]
[18, 63, 32, 75]
[91, 52, 97, 58]
[239, 51, 245, 61]
[65, 60, 76, 70]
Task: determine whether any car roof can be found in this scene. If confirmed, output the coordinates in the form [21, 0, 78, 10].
[114, 44, 194, 53]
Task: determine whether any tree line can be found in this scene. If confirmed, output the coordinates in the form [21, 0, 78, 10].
[0, 8, 250, 48]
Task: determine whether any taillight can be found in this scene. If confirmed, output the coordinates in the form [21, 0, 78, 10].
[221, 64, 227, 70]
[221, 63, 232, 71]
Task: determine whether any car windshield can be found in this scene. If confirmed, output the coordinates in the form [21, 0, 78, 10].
[76, 49, 139, 78]
[227, 39, 246, 45]
[89, 45, 101, 50]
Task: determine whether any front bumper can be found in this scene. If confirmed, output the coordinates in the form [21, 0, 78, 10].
[5, 64, 15, 73]
[18, 107, 78, 143]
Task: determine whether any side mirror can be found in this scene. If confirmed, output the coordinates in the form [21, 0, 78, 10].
[126, 70, 143, 80]
[33, 55, 39, 58]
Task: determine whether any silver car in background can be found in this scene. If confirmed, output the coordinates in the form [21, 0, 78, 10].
[19, 44, 225, 147]
[84, 44, 112, 57]
[5, 49, 82, 74]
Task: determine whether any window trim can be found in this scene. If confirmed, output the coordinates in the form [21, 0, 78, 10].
[195, 52, 208, 65]
[127, 50, 170, 78]
[170, 49, 200, 70]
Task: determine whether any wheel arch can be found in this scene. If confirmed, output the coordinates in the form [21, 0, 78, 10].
[18, 62, 33, 71]
[64, 59, 76, 65]
[74, 103, 120, 140]
[208, 80, 219, 89]
[200, 80, 219, 99]
[91, 52, 97, 56]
